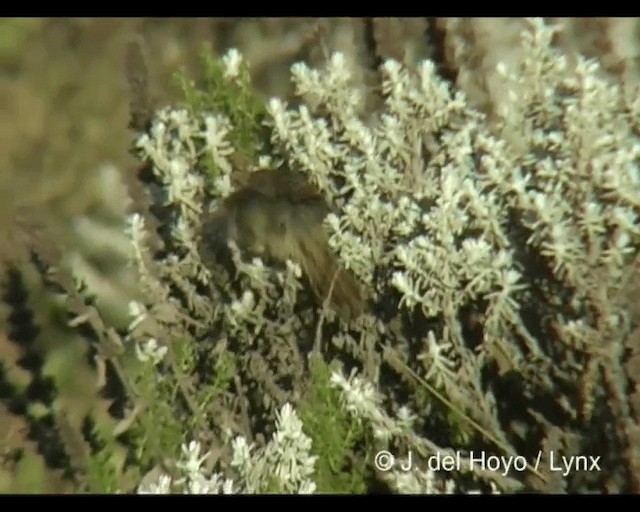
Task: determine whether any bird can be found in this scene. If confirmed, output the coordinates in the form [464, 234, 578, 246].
[198, 168, 366, 320]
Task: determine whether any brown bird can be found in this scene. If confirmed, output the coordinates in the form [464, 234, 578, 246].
[199, 168, 366, 320]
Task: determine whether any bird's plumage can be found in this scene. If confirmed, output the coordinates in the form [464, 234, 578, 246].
[199, 169, 365, 320]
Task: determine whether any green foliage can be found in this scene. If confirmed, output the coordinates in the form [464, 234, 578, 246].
[414, 384, 476, 447]
[193, 348, 238, 416]
[174, 44, 268, 170]
[299, 355, 370, 494]
[84, 428, 130, 494]
[446, 407, 475, 446]
[108, 334, 236, 487]
[126, 361, 185, 470]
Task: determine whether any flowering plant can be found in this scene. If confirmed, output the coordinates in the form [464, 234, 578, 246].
[3, 18, 637, 494]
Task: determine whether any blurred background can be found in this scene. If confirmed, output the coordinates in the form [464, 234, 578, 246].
[1, 18, 638, 493]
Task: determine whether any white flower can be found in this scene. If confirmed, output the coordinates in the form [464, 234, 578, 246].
[268, 403, 318, 491]
[137, 474, 172, 494]
[231, 290, 256, 317]
[201, 115, 233, 174]
[222, 48, 244, 79]
[418, 331, 457, 388]
[230, 436, 254, 469]
[176, 441, 210, 476]
[127, 300, 147, 332]
[126, 213, 146, 259]
[135, 338, 167, 365]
